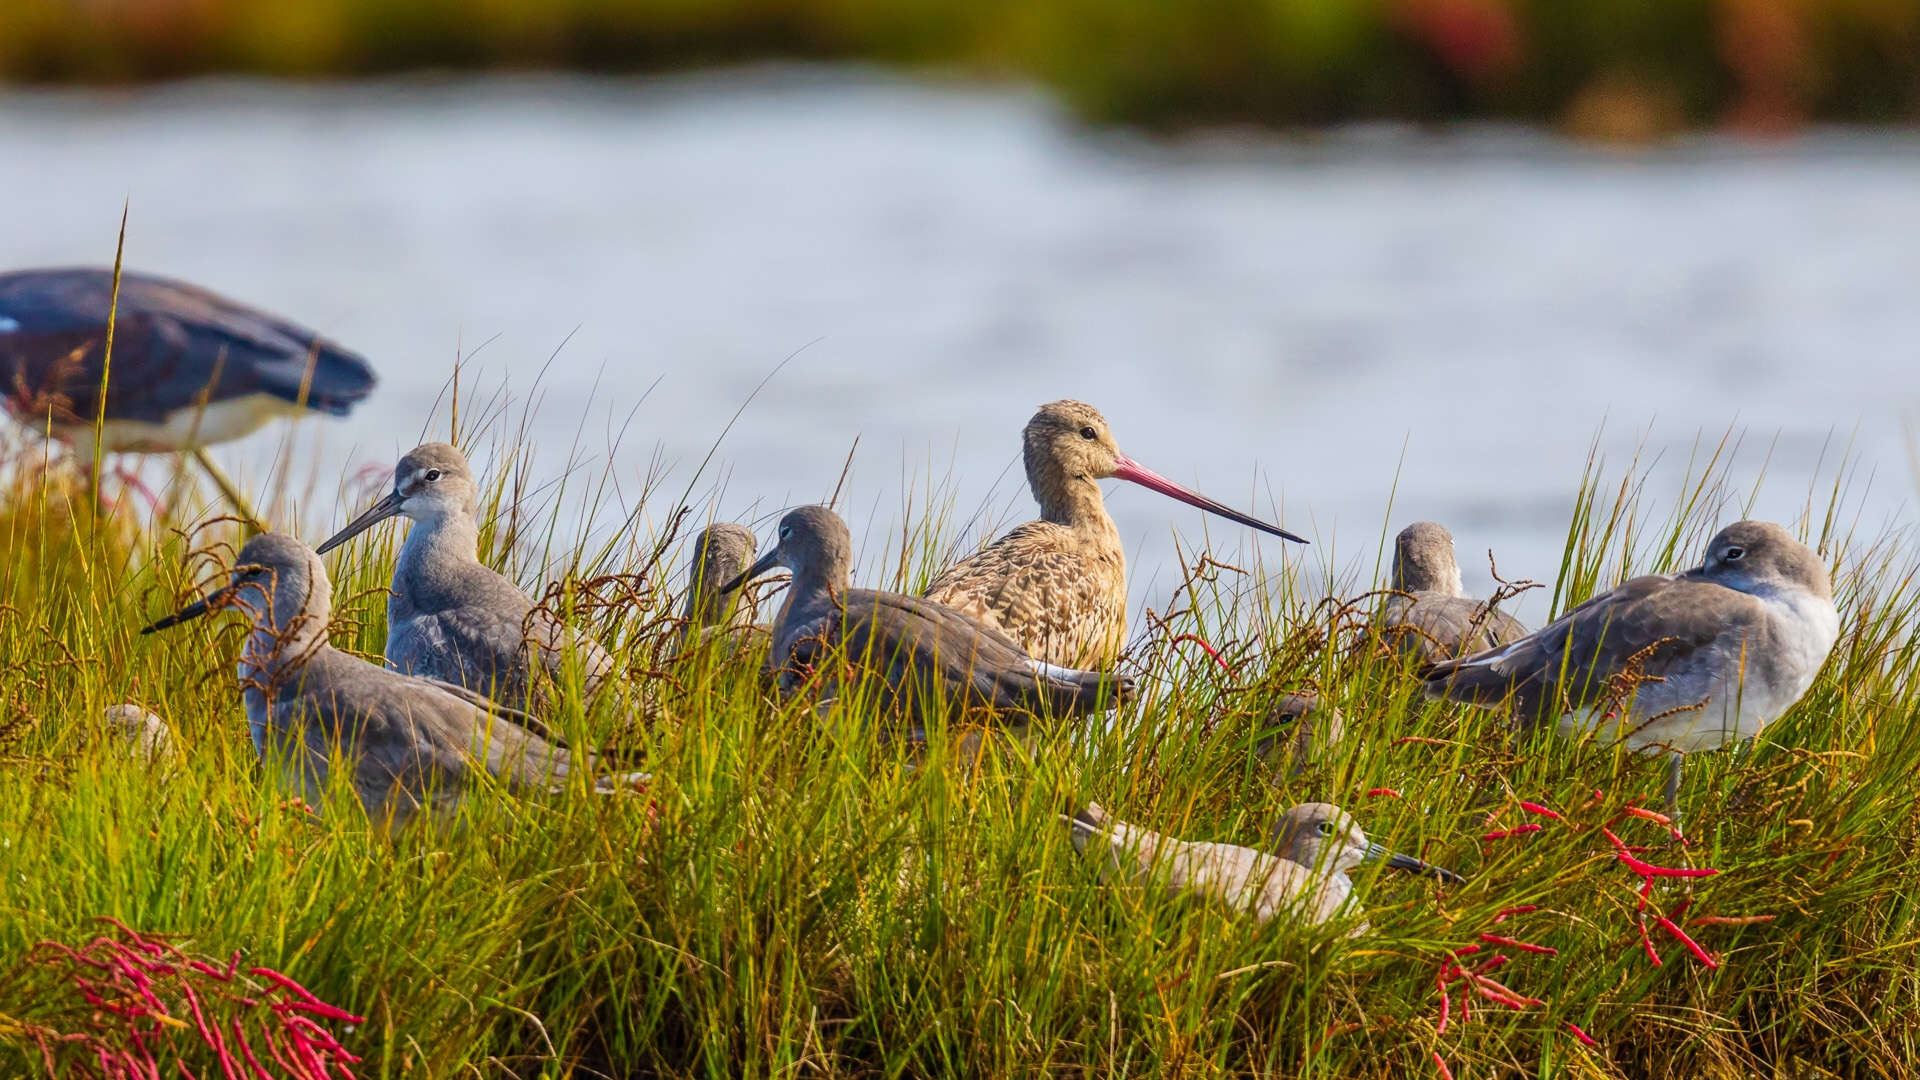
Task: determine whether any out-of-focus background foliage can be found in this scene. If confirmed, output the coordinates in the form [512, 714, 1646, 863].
[4, 0, 1916, 136]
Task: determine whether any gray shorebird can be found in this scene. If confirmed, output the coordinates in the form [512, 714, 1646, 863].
[102, 704, 175, 765]
[0, 268, 375, 522]
[1064, 801, 1459, 932]
[1254, 690, 1345, 776]
[141, 532, 637, 828]
[1423, 520, 1840, 808]
[723, 504, 1131, 729]
[676, 522, 760, 653]
[1378, 521, 1530, 663]
[315, 443, 616, 713]
[923, 400, 1305, 670]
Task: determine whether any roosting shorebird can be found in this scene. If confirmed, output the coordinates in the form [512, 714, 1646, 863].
[1377, 521, 1529, 663]
[676, 522, 760, 653]
[924, 400, 1305, 670]
[1424, 521, 1839, 810]
[1064, 801, 1459, 932]
[315, 443, 616, 713]
[724, 504, 1131, 731]
[0, 268, 376, 520]
[141, 532, 641, 829]
[1255, 690, 1345, 776]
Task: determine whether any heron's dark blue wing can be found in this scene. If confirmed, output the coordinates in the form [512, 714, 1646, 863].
[0, 268, 374, 424]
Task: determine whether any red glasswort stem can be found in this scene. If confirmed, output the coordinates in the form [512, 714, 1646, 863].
[1494, 905, 1538, 923]
[1432, 1051, 1455, 1080]
[1519, 801, 1564, 821]
[1655, 917, 1720, 968]
[1367, 788, 1402, 798]
[1624, 807, 1673, 825]
[1435, 972, 1450, 1035]
[1482, 825, 1543, 841]
[1619, 853, 1719, 879]
[1448, 944, 1483, 959]
[1637, 915, 1663, 966]
[1566, 1021, 1600, 1048]
[1472, 973, 1544, 1007]
[233, 1017, 274, 1080]
[1168, 634, 1234, 674]
[1480, 933, 1558, 956]
[1471, 955, 1509, 976]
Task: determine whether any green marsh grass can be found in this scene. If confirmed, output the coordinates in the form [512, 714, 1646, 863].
[1, 410, 1917, 1078]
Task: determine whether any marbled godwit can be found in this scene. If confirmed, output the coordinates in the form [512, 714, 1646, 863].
[1424, 521, 1839, 809]
[723, 504, 1131, 729]
[1064, 801, 1459, 932]
[141, 532, 639, 828]
[0, 268, 375, 520]
[314, 443, 616, 713]
[1379, 522, 1529, 663]
[677, 522, 759, 653]
[924, 400, 1304, 669]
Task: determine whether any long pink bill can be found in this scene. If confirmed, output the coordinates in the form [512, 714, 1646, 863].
[1109, 452, 1307, 544]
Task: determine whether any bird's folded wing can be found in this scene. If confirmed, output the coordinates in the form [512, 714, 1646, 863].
[1425, 574, 1750, 722]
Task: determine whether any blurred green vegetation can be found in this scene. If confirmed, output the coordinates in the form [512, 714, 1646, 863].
[0, 0, 1916, 133]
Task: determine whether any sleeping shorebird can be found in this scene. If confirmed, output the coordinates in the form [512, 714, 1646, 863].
[315, 443, 617, 713]
[1378, 521, 1529, 663]
[141, 532, 640, 829]
[1064, 801, 1459, 932]
[924, 400, 1304, 670]
[0, 268, 375, 521]
[1424, 520, 1839, 809]
[723, 504, 1132, 731]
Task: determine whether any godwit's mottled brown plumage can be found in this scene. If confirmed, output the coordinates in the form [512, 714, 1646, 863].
[924, 401, 1304, 669]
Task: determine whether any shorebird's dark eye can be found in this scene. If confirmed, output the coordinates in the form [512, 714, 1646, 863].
[425, 469, 443, 483]
[1316, 821, 1334, 835]
[780, 526, 792, 539]
[1724, 546, 1746, 562]
[1079, 426, 1097, 440]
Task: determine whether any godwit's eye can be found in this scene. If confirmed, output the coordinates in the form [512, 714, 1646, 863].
[1079, 426, 1097, 440]
[1723, 546, 1746, 562]
[780, 526, 792, 539]
[1316, 821, 1334, 835]
[425, 469, 443, 483]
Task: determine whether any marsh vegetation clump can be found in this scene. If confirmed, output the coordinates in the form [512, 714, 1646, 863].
[0, 411, 1914, 1079]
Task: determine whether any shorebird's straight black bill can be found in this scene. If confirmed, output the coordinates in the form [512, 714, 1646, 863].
[1110, 451, 1307, 545]
[1365, 842, 1466, 884]
[719, 548, 782, 595]
[140, 585, 237, 634]
[315, 489, 406, 555]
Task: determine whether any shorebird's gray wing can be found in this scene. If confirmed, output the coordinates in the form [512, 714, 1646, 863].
[855, 590, 1124, 717]
[524, 607, 620, 700]
[388, 604, 531, 705]
[1382, 594, 1532, 663]
[1423, 574, 1751, 724]
[0, 269, 374, 424]
[1065, 803, 1326, 925]
[923, 521, 1123, 669]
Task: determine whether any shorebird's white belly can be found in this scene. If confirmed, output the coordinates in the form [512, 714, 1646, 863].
[1558, 585, 1839, 755]
[56, 394, 303, 455]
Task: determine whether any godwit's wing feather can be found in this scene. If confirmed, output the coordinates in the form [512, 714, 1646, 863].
[1423, 574, 1756, 726]
[924, 521, 1125, 669]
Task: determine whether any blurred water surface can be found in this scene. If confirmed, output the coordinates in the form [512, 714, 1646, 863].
[4, 69, 1918, 620]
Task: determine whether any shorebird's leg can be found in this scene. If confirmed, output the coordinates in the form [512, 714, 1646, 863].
[1664, 752, 1685, 817]
[191, 447, 264, 532]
